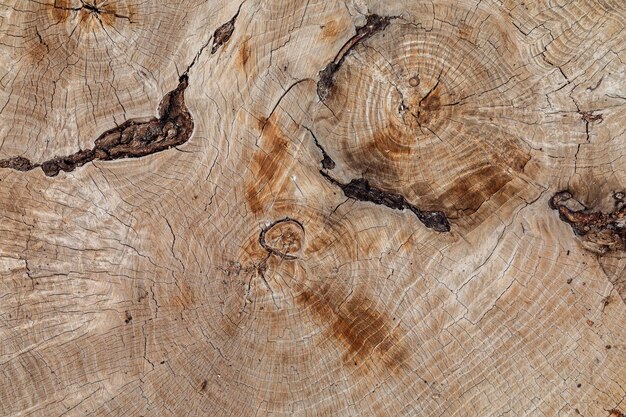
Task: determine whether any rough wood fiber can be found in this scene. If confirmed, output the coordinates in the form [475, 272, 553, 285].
[0, 0, 625, 416]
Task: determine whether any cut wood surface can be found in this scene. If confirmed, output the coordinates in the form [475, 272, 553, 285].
[1, 0, 625, 416]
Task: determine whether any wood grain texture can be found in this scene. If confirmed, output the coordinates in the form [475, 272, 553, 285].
[0, 0, 625, 416]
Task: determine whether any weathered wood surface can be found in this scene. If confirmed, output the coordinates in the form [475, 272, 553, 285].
[0, 0, 625, 416]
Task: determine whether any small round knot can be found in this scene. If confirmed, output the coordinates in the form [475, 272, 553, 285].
[259, 218, 305, 259]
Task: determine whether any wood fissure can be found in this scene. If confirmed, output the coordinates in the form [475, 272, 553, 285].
[0, 77, 193, 176]
[317, 14, 394, 101]
[320, 171, 450, 232]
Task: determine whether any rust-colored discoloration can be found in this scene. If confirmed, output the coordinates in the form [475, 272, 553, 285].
[609, 410, 625, 417]
[441, 164, 513, 216]
[245, 119, 290, 214]
[237, 40, 251, 72]
[550, 191, 626, 254]
[320, 20, 342, 40]
[369, 124, 413, 157]
[50, 0, 71, 22]
[100, 3, 118, 27]
[416, 82, 442, 127]
[49, 0, 125, 28]
[296, 283, 409, 374]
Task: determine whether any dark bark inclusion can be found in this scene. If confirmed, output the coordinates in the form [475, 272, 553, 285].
[0, 3, 244, 176]
[317, 14, 394, 101]
[320, 171, 450, 232]
[211, 7, 240, 54]
[0, 75, 194, 177]
[550, 190, 626, 253]
[314, 14, 451, 232]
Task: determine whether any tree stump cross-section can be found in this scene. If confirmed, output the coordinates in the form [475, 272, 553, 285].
[0, 0, 625, 416]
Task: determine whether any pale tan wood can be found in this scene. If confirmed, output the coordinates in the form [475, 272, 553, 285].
[0, 0, 625, 416]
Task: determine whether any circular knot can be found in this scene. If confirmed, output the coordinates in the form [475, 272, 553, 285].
[259, 218, 305, 259]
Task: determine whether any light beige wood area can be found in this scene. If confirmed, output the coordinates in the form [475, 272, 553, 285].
[0, 0, 625, 416]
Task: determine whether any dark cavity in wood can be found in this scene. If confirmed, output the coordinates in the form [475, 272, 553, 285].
[0, 156, 39, 172]
[317, 14, 394, 101]
[550, 190, 626, 253]
[320, 171, 450, 232]
[305, 126, 335, 169]
[211, 7, 241, 54]
[0, 76, 194, 177]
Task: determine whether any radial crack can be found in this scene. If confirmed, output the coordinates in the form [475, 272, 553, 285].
[211, 4, 242, 54]
[304, 126, 335, 169]
[0, 76, 193, 177]
[320, 171, 450, 232]
[317, 14, 395, 101]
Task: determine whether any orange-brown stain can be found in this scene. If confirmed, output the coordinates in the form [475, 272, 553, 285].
[441, 164, 513, 215]
[48, 0, 124, 29]
[237, 40, 251, 72]
[321, 20, 341, 41]
[296, 283, 409, 374]
[458, 22, 473, 40]
[245, 119, 290, 214]
[417, 87, 442, 126]
[368, 124, 413, 157]
[50, 0, 71, 22]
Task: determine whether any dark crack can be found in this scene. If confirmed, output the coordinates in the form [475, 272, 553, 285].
[80, 1, 101, 14]
[550, 190, 626, 254]
[305, 127, 335, 169]
[211, 7, 241, 54]
[0, 76, 193, 177]
[317, 14, 394, 101]
[306, 123, 449, 232]
[320, 171, 450, 232]
[0, 9, 244, 177]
